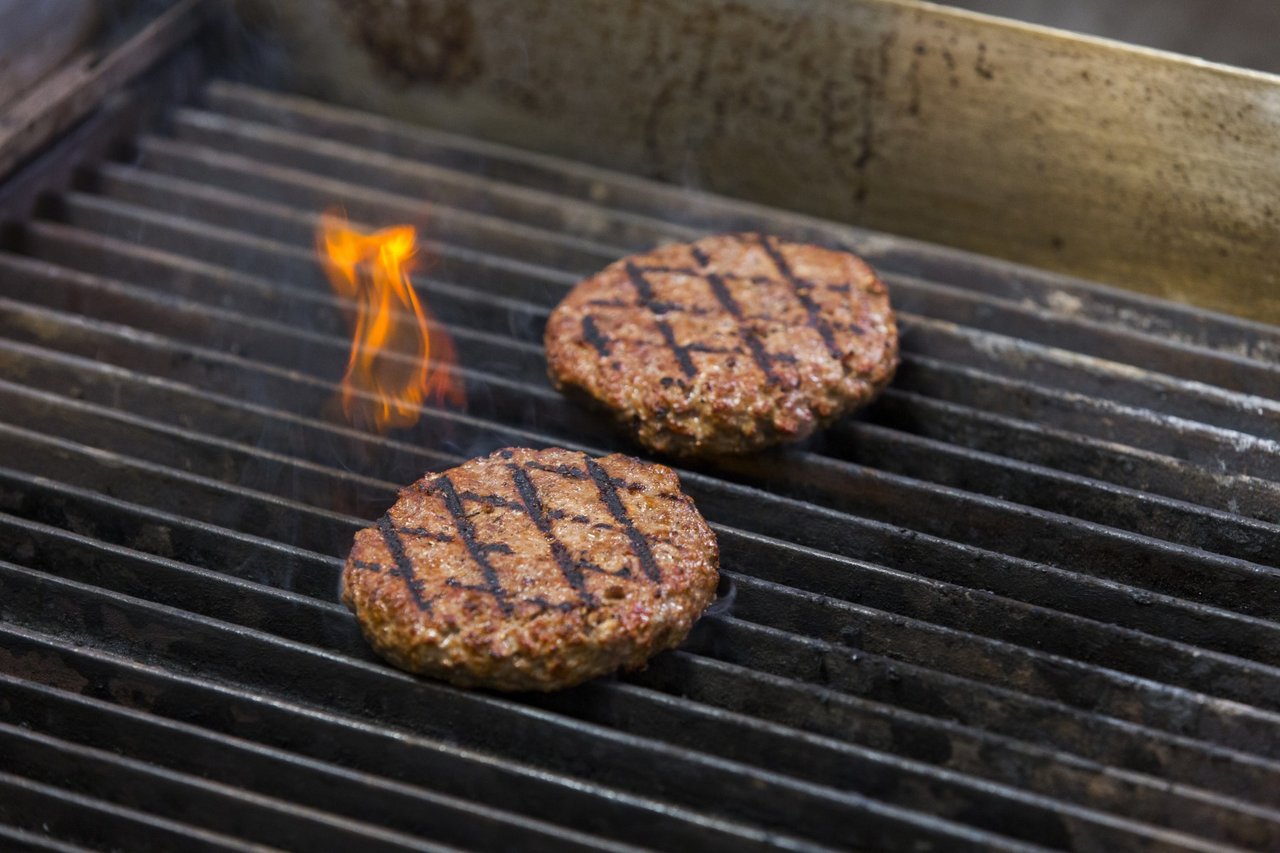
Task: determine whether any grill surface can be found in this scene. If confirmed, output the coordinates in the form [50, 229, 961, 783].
[1, 78, 1279, 852]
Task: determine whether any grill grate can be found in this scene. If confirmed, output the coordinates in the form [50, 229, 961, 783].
[1, 79, 1279, 851]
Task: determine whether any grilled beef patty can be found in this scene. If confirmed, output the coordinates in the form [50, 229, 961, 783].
[545, 233, 899, 456]
[342, 447, 719, 691]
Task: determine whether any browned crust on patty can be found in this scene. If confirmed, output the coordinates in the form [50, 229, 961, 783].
[545, 233, 899, 456]
[341, 447, 719, 691]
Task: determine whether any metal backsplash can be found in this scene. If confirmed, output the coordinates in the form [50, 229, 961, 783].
[237, 0, 1280, 325]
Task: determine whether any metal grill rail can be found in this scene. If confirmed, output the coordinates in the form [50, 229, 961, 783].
[1, 80, 1279, 851]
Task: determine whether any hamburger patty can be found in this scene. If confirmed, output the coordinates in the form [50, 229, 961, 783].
[545, 233, 899, 456]
[342, 447, 719, 691]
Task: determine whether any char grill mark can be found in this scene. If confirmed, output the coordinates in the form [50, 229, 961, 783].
[508, 463, 595, 606]
[578, 240, 857, 392]
[586, 458, 663, 583]
[393, 458, 674, 615]
[580, 315, 611, 357]
[756, 234, 844, 361]
[427, 475, 514, 615]
[573, 247, 847, 391]
[624, 262, 698, 378]
[656, 322, 698, 378]
[622, 261, 680, 315]
[690, 245, 780, 384]
[376, 515, 433, 613]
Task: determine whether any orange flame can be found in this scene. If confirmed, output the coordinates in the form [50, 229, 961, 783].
[318, 212, 465, 431]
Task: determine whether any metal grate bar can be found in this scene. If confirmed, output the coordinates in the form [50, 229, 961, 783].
[0, 629, 831, 853]
[121, 139, 623, 269]
[0, 823, 91, 853]
[0, 772, 264, 852]
[0, 561, 1041, 852]
[867, 389, 1280, 523]
[0, 722, 458, 853]
[895, 315, 1279, 439]
[166, 108, 686, 252]
[0, 675, 642, 853]
[888, 356, 1280, 480]
[827, 421, 1280, 566]
[58, 189, 579, 291]
[628, 651, 1280, 846]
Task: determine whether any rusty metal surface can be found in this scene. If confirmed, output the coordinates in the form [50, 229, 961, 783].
[238, 0, 1280, 324]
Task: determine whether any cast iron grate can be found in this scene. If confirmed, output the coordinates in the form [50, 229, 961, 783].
[0, 80, 1278, 851]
